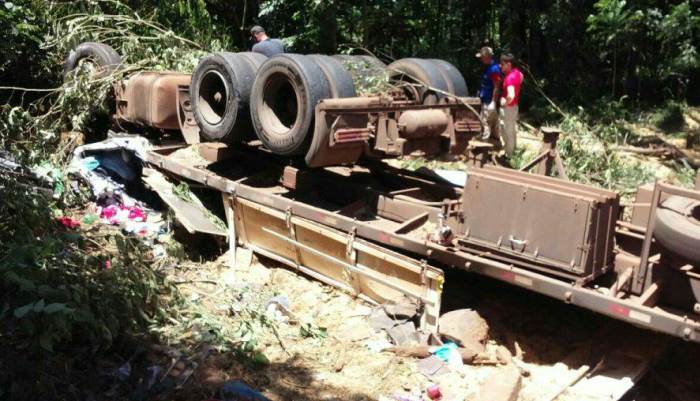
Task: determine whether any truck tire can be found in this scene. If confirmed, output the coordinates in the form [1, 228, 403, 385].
[427, 59, 468, 97]
[190, 52, 258, 143]
[236, 52, 268, 70]
[308, 55, 356, 98]
[654, 196, 700, 263]
[63, 42, 122, 80]
[250, 54, 332, 156]
[387, 58, 449, 104]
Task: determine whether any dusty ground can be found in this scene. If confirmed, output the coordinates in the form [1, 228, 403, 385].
[143, 247, 700, 401]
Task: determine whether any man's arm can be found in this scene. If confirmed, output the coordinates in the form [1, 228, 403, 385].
[501, 85, 515, 106]
[487, 73, 501, 110]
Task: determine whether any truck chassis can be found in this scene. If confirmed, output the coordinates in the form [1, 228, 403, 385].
[146, 140, 700, 343]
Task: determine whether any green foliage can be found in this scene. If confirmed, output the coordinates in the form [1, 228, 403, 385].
[152, 281, 278, 365]
[336, 55, 392, 95]
[556, 113, 654, 195]
[652, 100, 685, 132]
[0, 175, 181, 353]
[0, 0, 228, 361]
[1, 1, 229, 167]
[658, 1, 700, 75]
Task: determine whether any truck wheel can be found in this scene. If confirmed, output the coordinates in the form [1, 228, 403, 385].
[654, 196, 700, 263]
[387, 58, 449, 104]
[250, 54, 332, 156]
[63, 42, 122, 80]
[427, 59, 468, 97]
[308, 55, 356, 98]
[191, 52, 258, 143]
[236, 52, 268, 70]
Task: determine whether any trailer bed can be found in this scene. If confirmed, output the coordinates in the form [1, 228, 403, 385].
[146, 143, 700, 343]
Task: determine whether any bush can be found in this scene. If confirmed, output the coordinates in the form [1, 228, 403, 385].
[0, 175, 181, 353]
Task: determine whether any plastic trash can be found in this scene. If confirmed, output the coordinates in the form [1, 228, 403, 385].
[81, 156, 100, 171]
[392, 393, 423, 401]
[426, 384, 442, 400]
[432, 342, 457, 362]
[221, 381, 270, 401]
[101, 205, 118, 221]
[265, 295, 294, 322]
[128, 206, 146, 222]
[431, 341, 463, 369]
[82, 214, 97, 224]
[58, 216, 80, 229]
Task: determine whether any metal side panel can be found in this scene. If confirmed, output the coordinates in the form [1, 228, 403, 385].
[234, 198, 443, 332]
[146, 147, 700, 343]
[142, 168, 226, 236]
[463, 172, 593, 275]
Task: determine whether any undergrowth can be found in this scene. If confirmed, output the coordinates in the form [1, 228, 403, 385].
[0, 3, 238, 398]
[0, 178, 179, 350]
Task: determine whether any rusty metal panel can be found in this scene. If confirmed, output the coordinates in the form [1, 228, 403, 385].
[115, 71, 191, 129]
[478, 165, 620, 273]
[234, 198, 443, 332]
[176, 84, 200, 144]
[461, 168, 618, 280]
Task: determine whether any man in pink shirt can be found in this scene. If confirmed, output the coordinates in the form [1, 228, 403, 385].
[499, 53, 523, 157]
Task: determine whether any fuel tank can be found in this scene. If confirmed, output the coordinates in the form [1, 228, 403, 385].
[115, 71, 191, 130]
[397, 109, 449, 138]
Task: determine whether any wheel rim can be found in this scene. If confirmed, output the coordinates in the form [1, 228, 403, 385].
[198, 70, 229, 125]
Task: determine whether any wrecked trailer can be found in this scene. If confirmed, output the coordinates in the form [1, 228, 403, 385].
[66, 42, 700, 345]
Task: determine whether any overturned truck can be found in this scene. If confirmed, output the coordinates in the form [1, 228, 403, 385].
[67, 42, 700, 343]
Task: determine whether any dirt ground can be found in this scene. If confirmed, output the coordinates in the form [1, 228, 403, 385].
[148, 247, 700, 401]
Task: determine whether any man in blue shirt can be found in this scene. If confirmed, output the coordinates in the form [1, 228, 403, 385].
[251, 26, 285, 57]
[476, 46, 501, 140]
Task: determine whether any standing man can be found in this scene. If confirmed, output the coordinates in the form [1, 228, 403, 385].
[476, 46, 501, 140]
[250, 25, 285, 57]
[499, 53, 523, 157]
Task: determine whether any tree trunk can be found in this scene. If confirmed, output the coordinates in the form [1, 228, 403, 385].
[318, 1, 338, 54]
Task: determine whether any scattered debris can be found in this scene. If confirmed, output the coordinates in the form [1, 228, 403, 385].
[69, 134, 150, 199]
[143, 167, 226, 236]
[438, 309, 489, 352]
[369, 307, 401, 331]
[426, 383, 442, 400]
[386, 320, 419, 346]
[58, 215, 81, 228]
[383, 295, 420, 320]
[476, 365, 522, 401]
[417, 355, 449, 377]
[431, 342, 464, 369]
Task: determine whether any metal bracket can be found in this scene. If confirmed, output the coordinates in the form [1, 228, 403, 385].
[509, 235, 528, 252]
[420, 259, 429, 287]
[285, 206, 293, 230]
[346, 226, 357, 258]
[285, 206, 300, 268]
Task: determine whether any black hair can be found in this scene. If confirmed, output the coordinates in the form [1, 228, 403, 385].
[500, 53, 515, 63]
